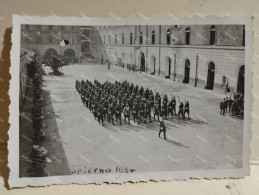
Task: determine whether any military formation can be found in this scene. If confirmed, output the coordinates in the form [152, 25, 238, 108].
[75, 79, 190, 127]
[220, 91, 244, 117]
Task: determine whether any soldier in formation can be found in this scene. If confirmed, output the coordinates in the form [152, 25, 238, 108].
[75, 79, 191, 126]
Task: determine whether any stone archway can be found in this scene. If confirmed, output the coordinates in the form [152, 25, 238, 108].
[64, 48, 75, 59]
[44, 48, 58, 59]
[183, 59, 190, 84]
[138, 52, 145, 72]
[150, 55, 156, 75]
[206, 61, 215, 90]
[165, 56, 171, 78]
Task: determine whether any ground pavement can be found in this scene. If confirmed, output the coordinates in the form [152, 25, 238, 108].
[30, 64, 243, 176]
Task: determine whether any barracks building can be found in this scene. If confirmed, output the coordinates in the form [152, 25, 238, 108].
[91, 25, 245, 94]
[21, 25, 91, 63]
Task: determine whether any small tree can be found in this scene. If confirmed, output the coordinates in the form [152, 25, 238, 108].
[43, 54, 65, 75]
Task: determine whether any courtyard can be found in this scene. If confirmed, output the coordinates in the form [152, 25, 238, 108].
[20, 63, 244, 177]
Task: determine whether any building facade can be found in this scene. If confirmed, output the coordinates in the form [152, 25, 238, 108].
[91, 25, 245, 94]
[21, 25, 91, 62]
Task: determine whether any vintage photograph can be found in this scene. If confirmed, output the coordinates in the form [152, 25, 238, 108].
[9, 16, 252, 187]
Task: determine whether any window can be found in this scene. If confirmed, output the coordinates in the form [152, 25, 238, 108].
[60, 26, 64, 30]
[48, 25, 53, 30]
[242, 25, 245, 46]
[139, 32, 143, 44]
[109, 35, 111, 44]
[185, 27, 190, 45]
[130, 33, 133, 44]
[115, 35, 117, 44]
[122, 34, 124, 44]
[152, 30, 155, 44]
[210, 25, 216, 45]
[49, 35, 53, 43]
[36, 25, 41, 30]
[167, 29, 171, 45]
[71, 37, 76, 44]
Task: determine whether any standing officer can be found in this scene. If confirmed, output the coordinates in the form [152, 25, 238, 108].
[159, 117, 167, 140]
[184, 101, 190, 119]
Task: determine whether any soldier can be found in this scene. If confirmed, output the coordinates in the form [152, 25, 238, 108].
[159, 117, 167, 140]
[145, 100, 152, 123]
[228, 97, 233, 113]
[115, 103, 122, 125]
[138, 100, 145, 123]
[178, 102, 184, 119]
[161, 99, 168, 120]
[123, 103, 131, 124]
[132, 101, 139, 123]
[93, 100, 98, 120]
[184, 101, 190, 119]
[103, 98, 109, 120]
[224, 97, 229, 114]
[108, 103, 115, 125]
[153, 101, 160, 121]
[220, 98, 225, 116]
[97, 104, 104, 126]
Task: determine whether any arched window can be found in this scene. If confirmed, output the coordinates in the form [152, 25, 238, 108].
[115, 35, 117, 44]
[109, 35, 111, 44]
[152, 30, 155, 44]
[242, 25, 245, 46]
[139, 32, 143, 44]
[167, 29, 171, 45]
[130, 33, 133, 44]
[122, 34, 124, 44]
[210, 25, 216, 45]
[104, 35, 105, 45]
[185, 27, 190, 45]
[185, 28, 191, 45]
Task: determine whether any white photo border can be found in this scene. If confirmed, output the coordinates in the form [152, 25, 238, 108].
[8, 15, 253, 188]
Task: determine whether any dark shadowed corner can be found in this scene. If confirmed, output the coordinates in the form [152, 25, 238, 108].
[0, 27, 12, 189]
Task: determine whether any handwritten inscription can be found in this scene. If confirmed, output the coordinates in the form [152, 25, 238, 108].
[71, 166, 136, 175]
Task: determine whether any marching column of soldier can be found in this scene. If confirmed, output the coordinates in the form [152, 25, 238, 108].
[75, 79, 190, 129]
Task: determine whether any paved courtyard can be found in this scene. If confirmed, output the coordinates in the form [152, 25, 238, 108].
[23, 64, 244, 176]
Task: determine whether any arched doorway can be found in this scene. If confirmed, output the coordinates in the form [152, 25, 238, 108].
[140, 52, 145, 72]
[183, 59, 190, 83]
[165, 56, 171, 78]
[44, 48, 58, 59]
[237, 65, 245, 95]
[64, 49, 75, 59]
[206, 62, 215, 90]
[150, 55, 156, 75]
